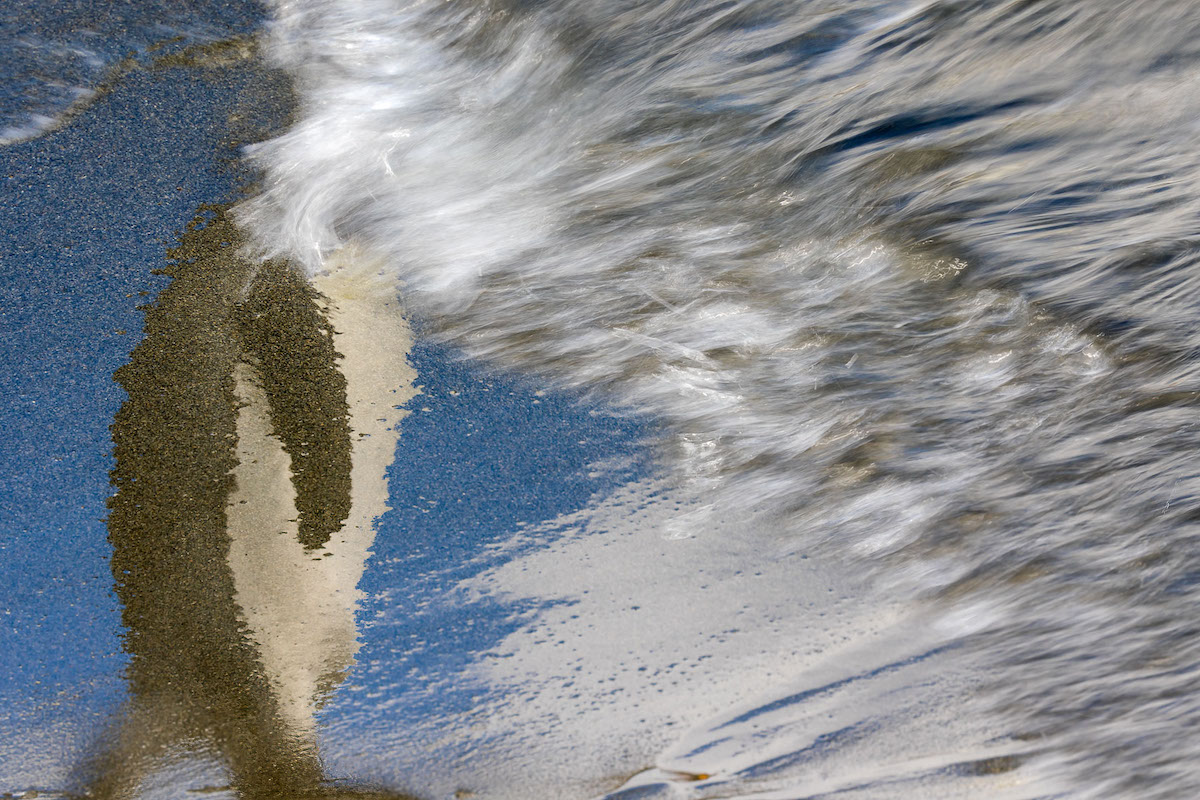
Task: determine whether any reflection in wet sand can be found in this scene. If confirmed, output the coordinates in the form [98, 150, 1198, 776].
[83, 206, 419, 799]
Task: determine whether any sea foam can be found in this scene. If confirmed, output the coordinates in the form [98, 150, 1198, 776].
[240, 1, 1200, 796]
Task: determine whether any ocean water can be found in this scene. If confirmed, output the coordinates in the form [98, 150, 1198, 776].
[237, 1, 1200, 797]
[7, 0, 1200, 798]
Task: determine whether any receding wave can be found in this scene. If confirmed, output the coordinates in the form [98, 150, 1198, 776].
[238, 1, 1200, 796]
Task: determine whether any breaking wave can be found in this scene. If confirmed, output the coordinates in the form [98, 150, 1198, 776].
[239, 1, 1200, 796]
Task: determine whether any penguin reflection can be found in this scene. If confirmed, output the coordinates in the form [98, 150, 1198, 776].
[83, 206, 418, 800]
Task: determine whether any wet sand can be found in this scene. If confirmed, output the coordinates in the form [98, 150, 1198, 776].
[2, 15, 1040, 800]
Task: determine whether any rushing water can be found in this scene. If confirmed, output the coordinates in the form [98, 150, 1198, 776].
[233, 1, 1200, 797]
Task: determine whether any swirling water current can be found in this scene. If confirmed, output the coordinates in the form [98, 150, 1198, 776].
[234, 1, 1200, 797]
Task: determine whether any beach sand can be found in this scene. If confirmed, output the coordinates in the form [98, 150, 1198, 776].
[0, 18, 1037, 800]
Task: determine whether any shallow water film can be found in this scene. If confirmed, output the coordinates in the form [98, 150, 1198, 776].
[6, 0, 1200, 798]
